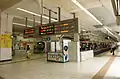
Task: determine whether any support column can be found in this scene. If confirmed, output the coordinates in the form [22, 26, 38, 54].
[69, 33, 80, 62]
[0, 12, 13, 61]
[74, 33, 80, 62]
[69, 18, 81, 62]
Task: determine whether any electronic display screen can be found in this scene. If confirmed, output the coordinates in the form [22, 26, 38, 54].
[24, 28, 35, 35]
[39, 18, 78, 36]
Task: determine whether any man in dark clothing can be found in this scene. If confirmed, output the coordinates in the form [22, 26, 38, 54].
[26, 45, 30, 59]
[111, 44, 116, 55]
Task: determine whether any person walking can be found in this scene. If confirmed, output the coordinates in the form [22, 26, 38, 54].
[111, 44, 116, 55]
[26, 44, 31, 59]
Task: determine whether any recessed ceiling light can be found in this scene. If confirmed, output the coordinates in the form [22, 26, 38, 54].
[17, 8, 57, 22]
[82, 29, 86, 31]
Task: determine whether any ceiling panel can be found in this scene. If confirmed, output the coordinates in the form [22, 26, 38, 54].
[89, 6, 116, 25]
[3, 0, 117, 37]
[78, 0, 100, 8]
[0, 0, 22, 11]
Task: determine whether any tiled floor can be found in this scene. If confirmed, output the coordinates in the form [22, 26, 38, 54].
[0, 48, 120, 79]
[104, 52, 120, 78]
[0, 51, 45, 65]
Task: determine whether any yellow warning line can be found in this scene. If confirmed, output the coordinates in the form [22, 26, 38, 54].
[92, 56, 115, 79]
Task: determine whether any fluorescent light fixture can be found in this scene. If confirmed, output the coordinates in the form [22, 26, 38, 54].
[82, 29, 86, 31]
[17, 8, 57, 22]
[103, 26, 117, 38]
[71, 0, 103, 25]
[13, 23, 33, 27]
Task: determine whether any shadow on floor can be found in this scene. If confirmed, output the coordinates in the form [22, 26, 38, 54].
[104, 76, 120, 79]
[95, 49, 120, 57]
[96, 54, 120, 57]
[0, 54, 46, 65]
[0, 57, 44, 65]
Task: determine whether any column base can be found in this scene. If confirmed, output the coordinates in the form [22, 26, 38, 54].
[0, 59, 12, 62]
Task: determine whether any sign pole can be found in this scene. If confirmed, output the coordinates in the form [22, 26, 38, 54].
[72, 13, 76, 19]
[40, 0, 43, 25]
[58, 7, 61, 22]
[49, 10, 51, 24]
[25, 17, 28, 28]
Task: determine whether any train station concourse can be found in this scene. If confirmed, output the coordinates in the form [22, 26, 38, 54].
[0, 0, 120, 79]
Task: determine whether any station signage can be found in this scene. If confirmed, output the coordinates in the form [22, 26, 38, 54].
[24, 18, 78, 38]
[39, 18, 78, 36]
[24, 28, 35, 38]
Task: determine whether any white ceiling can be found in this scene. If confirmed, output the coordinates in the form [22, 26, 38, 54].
[0, 0, 22, 11]
[2, 0, 120, 39]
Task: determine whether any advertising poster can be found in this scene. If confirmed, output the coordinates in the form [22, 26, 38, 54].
[0, 34, 12, 48]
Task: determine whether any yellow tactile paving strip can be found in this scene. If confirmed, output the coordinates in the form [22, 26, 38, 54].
[92, 56, 115, 79]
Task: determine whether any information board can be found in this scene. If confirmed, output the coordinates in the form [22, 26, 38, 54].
[39, 18, 78, 36]
[40, 24, 54, 35]
[24, 28, 35, 35]
[24, 28, 35, 38]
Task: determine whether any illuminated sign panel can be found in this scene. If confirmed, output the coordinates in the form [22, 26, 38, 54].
[24, 28, 35, 38]
[40, 18, 78, 35]
[24, 28, 35, 35]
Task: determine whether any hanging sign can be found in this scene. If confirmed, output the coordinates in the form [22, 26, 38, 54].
[24, 28, 35, 38]
[39, 18, 78, 36]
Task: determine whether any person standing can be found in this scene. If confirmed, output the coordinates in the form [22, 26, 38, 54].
[12, 44, 15, 56]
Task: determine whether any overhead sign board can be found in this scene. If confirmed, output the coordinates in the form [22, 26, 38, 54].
[24, 18, 78, 38]
[39, 18, 78, 36]
[24, 27, 35, 38]
[24, 28, 35, 35]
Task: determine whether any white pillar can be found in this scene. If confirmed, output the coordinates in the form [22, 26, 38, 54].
[68, 33, 80, 62]
[0, 12, 13, 61]
[73, 18, 81, 62]
[74, 33, 80, 62]
[68, 18, 81, 62]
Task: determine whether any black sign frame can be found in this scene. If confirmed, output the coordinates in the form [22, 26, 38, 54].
[39, 18, 78, 36]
